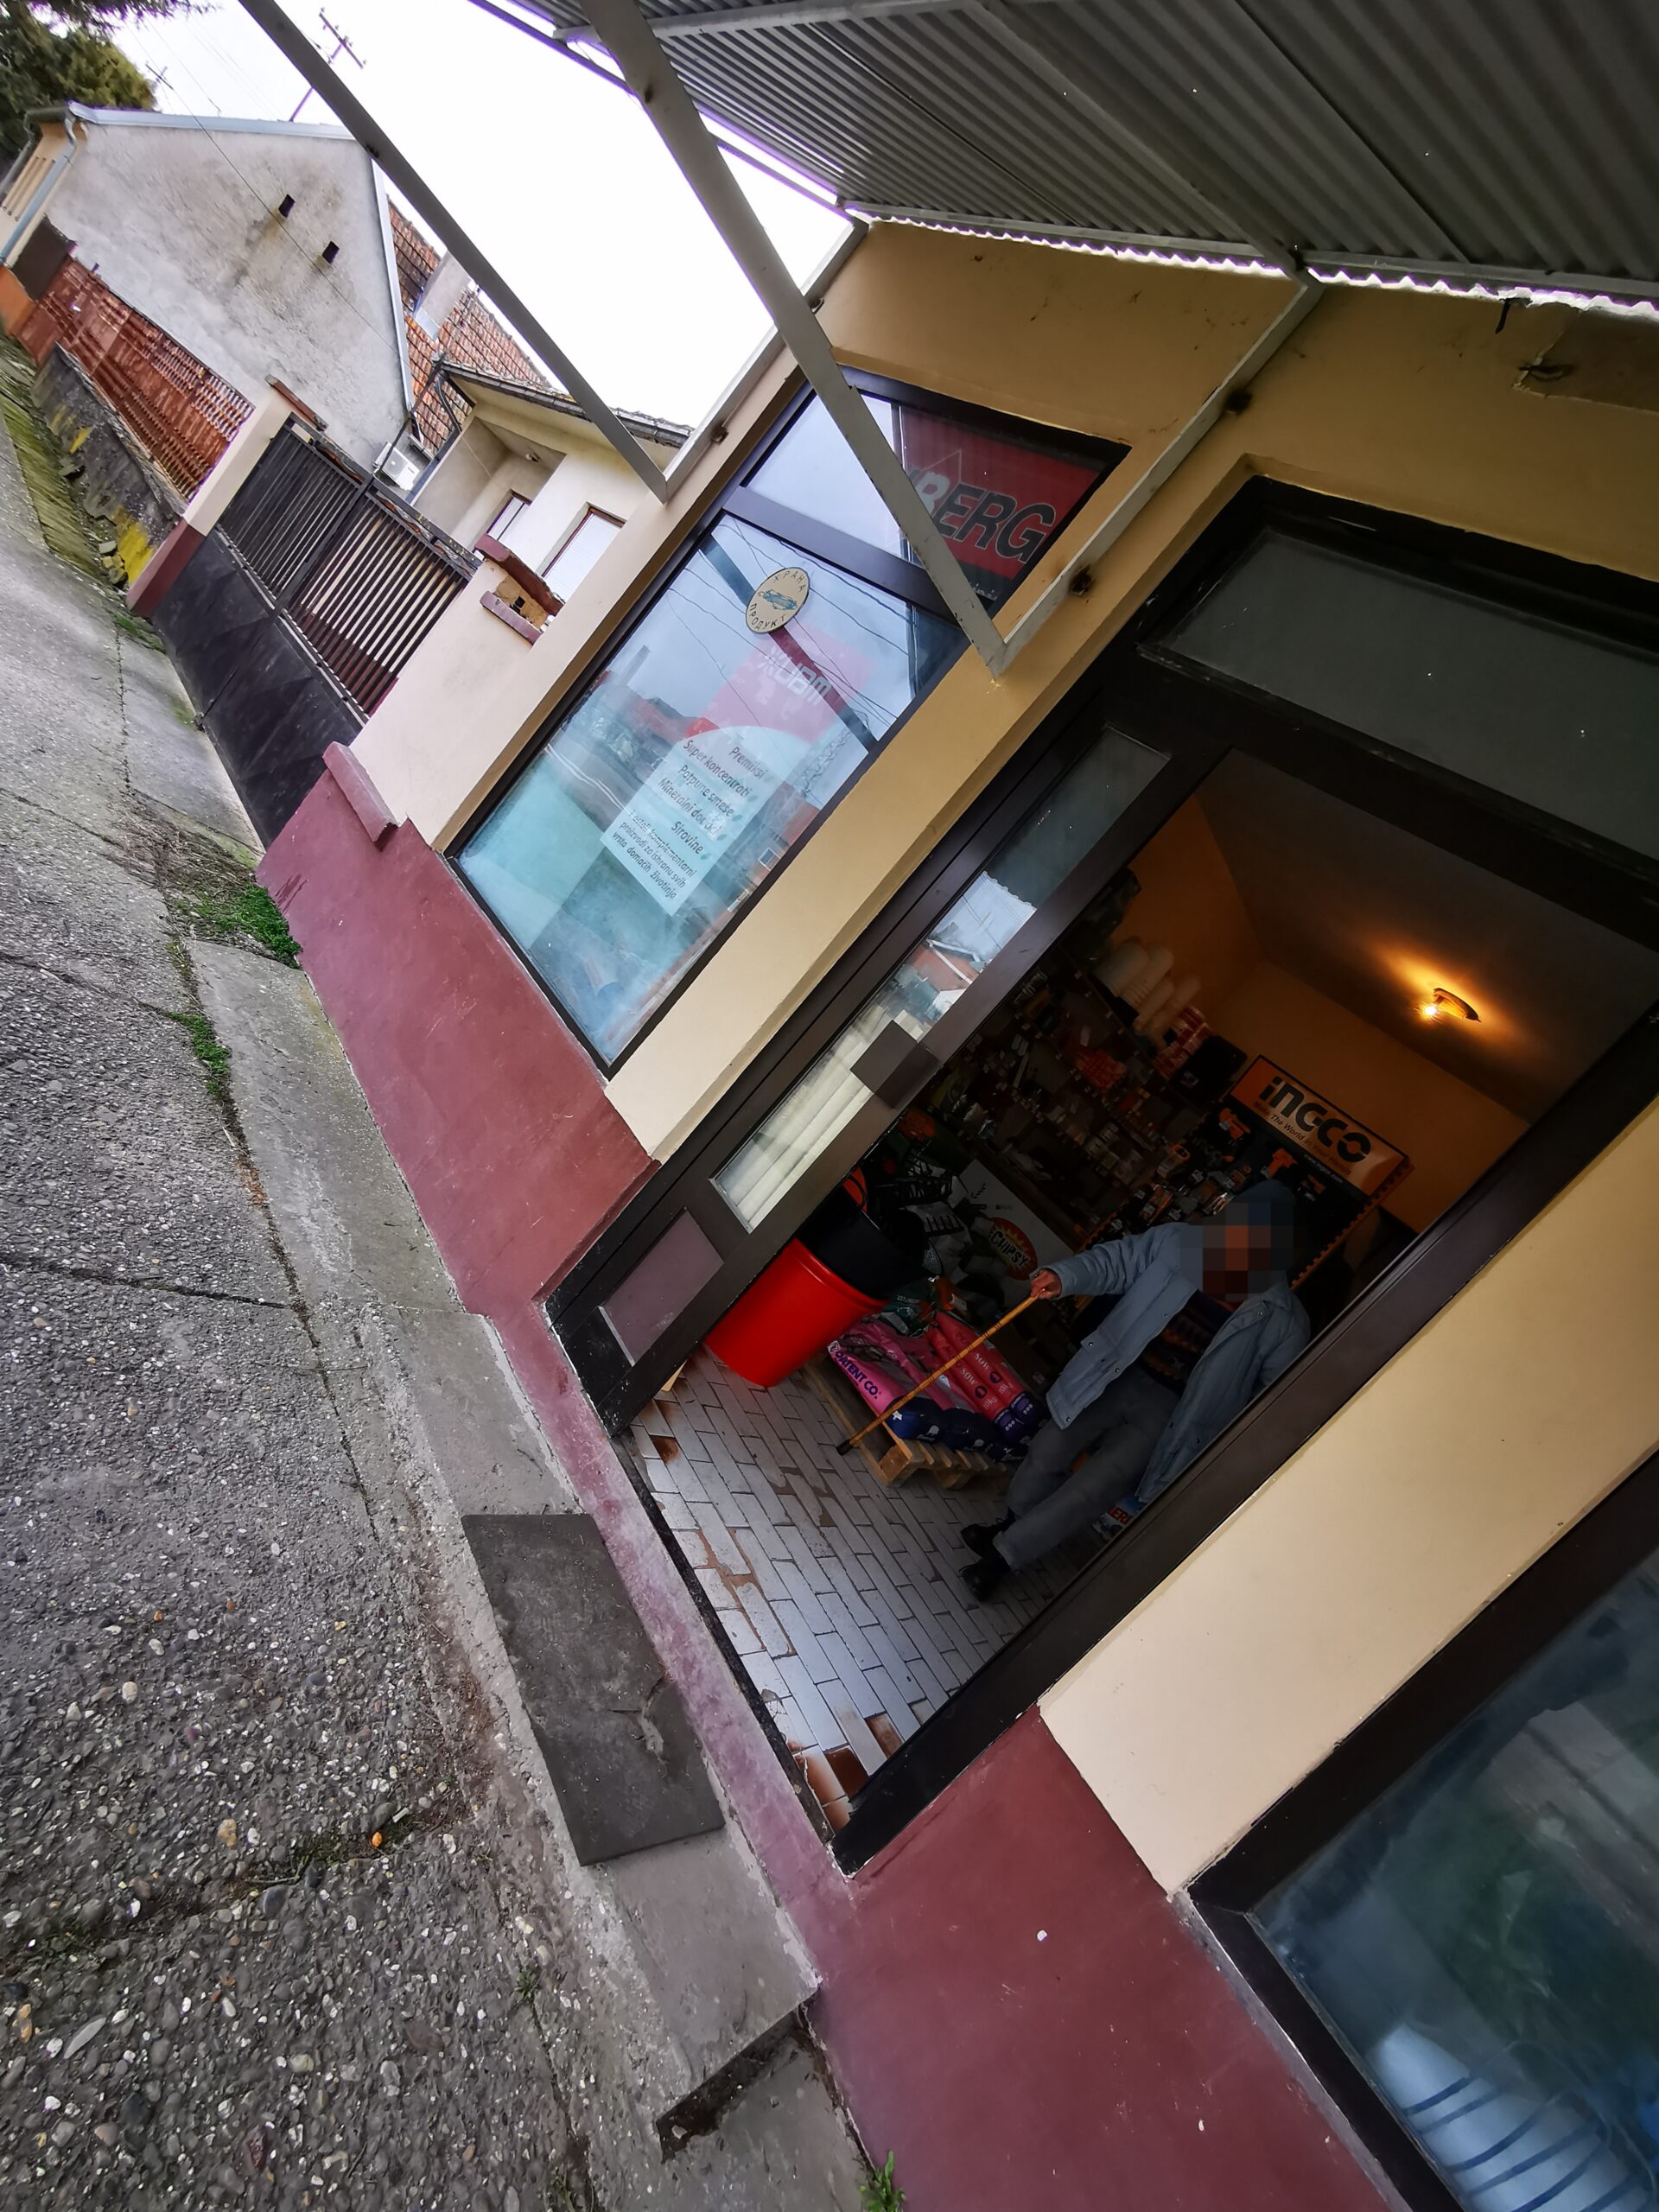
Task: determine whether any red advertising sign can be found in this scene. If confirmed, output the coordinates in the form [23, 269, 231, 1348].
[893, 408, 1102, 605]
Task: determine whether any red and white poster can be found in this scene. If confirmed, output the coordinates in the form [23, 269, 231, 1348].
[893, 409, 1100, 601]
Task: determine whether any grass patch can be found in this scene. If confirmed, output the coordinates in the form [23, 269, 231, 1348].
[861, 2154, 905, 2212]
[112, 607, 166, 650]
[183, 880, 299, 965]
[167, 1007, 232, 1104]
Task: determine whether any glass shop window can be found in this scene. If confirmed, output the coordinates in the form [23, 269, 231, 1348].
[715, 724, 1165, 1229]
[1255, 1548, 1659, 2211]
[747, 391, 1116, 611]
[457, 514, 956, 1063]
[1161, 530, 1659, 865]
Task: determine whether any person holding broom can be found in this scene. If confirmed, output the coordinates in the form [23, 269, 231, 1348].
[960, 1181, 1308, 1599]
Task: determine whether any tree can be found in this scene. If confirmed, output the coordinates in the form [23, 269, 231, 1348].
[2, 3, 191, 164]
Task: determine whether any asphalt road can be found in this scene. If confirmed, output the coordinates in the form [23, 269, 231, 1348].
[0, 368, 588, 2210]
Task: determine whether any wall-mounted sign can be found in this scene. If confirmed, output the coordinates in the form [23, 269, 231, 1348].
[1229, 1058, 1408, 1194]
[746, 565, 810, 634]
[893, 412, 1108, 609]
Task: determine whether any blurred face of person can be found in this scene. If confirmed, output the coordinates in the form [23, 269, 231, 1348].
[1200, 1217, 1284, 1294]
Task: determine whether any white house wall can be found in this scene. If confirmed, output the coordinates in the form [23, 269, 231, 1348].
[503, 440, 650, 577]
[46, 120, 408, 464]
[416, 421, 523, 544]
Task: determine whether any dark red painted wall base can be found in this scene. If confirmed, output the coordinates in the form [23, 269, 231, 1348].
[258, 767, 652, 1312]
[260, 772, 1385, 2212]
[128, 517, 203, 620]
[819, 1710, 1384, 2211]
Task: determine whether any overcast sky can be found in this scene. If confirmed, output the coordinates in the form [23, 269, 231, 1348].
[115, 0, 849, 424]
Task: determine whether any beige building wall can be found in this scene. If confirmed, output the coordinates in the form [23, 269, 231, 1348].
[607, 245, 1659, 1160]
[413, 420, 522, 545]
[335, 221, 1659, 1901]
[347, 226, 1658, 1162]
[503, 438, 640, 575]
[1041, 1098, 1659, 1891]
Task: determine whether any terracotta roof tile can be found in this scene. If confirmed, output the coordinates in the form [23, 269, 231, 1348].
[388, 201, 556, 452]
[387, 202, 437, 315]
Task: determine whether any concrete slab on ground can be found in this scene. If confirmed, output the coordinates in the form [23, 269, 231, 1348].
[192, 943, 461, 1317]
[0, 342, 868, 2212]
[117, 627, 257, 856]
[464, 1512, 726, 1866]
[0, 961, 290, 1300]
[194, 927, 836, 2195]
[0, 788, 188, 1010]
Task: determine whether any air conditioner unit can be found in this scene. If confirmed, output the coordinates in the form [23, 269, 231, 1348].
[379, 447, 423, 493]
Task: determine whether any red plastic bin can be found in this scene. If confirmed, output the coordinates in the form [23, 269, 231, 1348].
[705, 1239, 884, 1389]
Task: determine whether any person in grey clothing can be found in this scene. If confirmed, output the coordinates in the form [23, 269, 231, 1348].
[961, 1180, 1308, 1599]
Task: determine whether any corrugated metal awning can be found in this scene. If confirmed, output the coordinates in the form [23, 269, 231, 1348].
[505, 0, 1659, 305]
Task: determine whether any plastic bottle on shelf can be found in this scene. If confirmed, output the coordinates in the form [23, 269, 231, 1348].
[1141, 976, 1199, 1038]
[1121, 944, 1173, 1007]
[1096, 938, 1150, 1000]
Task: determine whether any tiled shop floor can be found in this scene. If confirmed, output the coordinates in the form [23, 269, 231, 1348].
[627, 1351, 1090, 1829]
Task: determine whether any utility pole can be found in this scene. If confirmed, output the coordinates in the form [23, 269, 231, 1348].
[289, 11, 365, 121]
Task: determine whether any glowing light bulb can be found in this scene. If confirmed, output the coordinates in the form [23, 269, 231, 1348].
[1420, 987, 1479, 1024]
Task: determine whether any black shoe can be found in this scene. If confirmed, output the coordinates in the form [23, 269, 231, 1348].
[960, 1515, 1012, 1559]
[961, 1553, 1009, 1601]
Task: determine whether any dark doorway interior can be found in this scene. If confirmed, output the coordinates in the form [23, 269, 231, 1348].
[622, 751, 1659, 1831]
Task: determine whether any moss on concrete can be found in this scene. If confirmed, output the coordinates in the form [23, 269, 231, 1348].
[0, 341, 105, 579]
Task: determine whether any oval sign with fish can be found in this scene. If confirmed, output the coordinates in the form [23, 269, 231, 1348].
[746, 565, 810, 634]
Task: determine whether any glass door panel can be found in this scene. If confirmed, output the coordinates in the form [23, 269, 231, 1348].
[556, 718, 1202, 1433]
[715, 727, 1166, 1229]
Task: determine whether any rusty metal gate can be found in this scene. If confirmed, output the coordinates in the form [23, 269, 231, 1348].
[218, 417, 476, 718]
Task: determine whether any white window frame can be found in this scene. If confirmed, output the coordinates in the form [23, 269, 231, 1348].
[538, 505, 625, 601]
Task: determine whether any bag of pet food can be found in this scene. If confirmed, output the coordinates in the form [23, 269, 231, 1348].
[827, 1340, 913, 1416]
[921, 1313, 1026, 1419]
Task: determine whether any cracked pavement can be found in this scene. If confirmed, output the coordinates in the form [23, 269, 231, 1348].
[0, 366, 589, 2209]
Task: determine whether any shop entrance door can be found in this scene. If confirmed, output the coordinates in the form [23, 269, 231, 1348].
[553, 686, 1225, 1431]
[551, 478, 1659, 1439]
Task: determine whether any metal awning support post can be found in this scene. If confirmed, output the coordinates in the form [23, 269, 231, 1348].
[991, 276, 1321, 676]
[235, 0, 671, 502]
[579, 0, 1008, 671]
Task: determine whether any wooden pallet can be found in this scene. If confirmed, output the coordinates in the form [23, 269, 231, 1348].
[804, 1357, 1001, 1489]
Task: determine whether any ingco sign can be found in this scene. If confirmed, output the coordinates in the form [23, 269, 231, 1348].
[1231, 1058, 1408, 1193]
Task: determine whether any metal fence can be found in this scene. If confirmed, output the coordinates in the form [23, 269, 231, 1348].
[23, 258, 252, 500]
[219, 419, 476, 719]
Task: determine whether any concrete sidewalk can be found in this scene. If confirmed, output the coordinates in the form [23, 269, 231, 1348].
[0, 351, 866, 2209]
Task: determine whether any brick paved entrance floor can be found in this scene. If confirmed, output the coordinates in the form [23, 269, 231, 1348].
[627, 1350, 1087, 1830]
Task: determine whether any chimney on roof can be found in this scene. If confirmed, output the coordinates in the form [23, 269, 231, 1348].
[412, 251, 472, 340]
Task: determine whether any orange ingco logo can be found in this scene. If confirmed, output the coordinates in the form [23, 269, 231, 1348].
[1230, 1058, 1408, 1194]
[1258, 1075, 1372, 1166]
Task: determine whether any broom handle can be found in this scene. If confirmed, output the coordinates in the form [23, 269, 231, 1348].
[839, 1292, 1043, 1452]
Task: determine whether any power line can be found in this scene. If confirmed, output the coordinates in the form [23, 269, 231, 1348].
[290, 10, 365, 123]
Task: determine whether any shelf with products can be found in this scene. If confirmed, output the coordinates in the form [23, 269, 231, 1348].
[923, 942, 1246, 1264]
